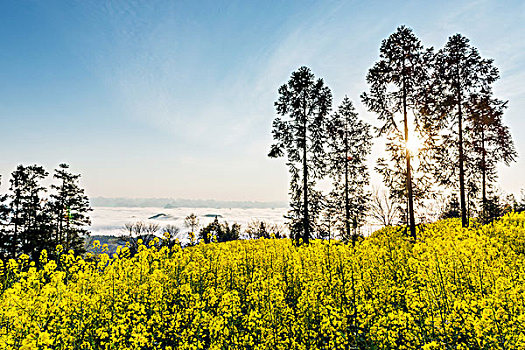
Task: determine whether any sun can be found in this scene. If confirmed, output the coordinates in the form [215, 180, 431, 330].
[405, 136, 423, 155]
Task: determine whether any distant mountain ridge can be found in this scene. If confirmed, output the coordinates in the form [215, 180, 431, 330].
[90, 197, 288, 209]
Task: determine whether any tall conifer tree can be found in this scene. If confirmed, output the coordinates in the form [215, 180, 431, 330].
[465, 90, 517, 220]
[269, 66, 332, 244]
[8, 165, 49, 258]
[361, 25, 433, 240]
[434, 34, 499, 227]
[49, 164, 91, 254]
[0, 176, 10, 259]
[325, 97, 372, 246]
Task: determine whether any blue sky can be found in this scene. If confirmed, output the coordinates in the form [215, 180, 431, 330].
[1, 0, 524, 201]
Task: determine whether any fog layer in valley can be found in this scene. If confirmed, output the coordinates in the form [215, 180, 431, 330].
[89, 207, 289, 238]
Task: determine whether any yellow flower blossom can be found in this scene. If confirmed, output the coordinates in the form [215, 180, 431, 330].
[0, 213, 524, 349]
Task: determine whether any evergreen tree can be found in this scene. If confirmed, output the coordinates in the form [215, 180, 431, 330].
[325, 97, 372, 246]
[0, 176, 11, 259]
[49, 164, 92, 254]
[361, 25, 433, 240]
[440, 195, 461, 219]
[217, 222, 241, 242]
[8, 165, 49, 259]
[465, 91, 517, 220]
[199, 216, 220, 244]
[198, 217, 240, 243]
[434, 34, 499, 227]
[269, 66, 332, 244]
[514, 190, 525, 213]
[319, 198, 338, 240]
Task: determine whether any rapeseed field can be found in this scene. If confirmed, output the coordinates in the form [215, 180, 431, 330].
[1, 213, 525, 349]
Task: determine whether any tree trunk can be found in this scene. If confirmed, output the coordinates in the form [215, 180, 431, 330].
[59, 203, 64, 246]
[457, 86, 468, 227]
[481, 126, 487, 218]
[66, 208, 70, 252]
[12, 182, 19, 258]
[303, 117, 310, 244]
[403, 71, 416, 241]
[345, 134, 352, 246]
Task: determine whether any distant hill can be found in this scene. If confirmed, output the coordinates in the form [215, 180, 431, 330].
[90, 197, 288, 209]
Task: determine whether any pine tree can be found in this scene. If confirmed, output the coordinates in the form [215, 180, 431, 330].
[269, 66, 332, 244]
[199, 217, 219, 244]
[198, 217, 240, 243]
[49, 164, 92, 254]
[8, 165, 49, 259]
[465, 90, 517, 220]
[434, 34, 499, 227]
[217, 222, 241, 242]
[0, 176, 11, 259]
[325, 97, 372, 246]
[361, 25, 433, 240]
[440, 195, 461, 219]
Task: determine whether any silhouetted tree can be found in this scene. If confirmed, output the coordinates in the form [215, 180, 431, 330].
[440, 195, 461, 219]
[120, 221, 159, 255]
[318, 197, 337, 240]
[481, 190, 515, 223]
[217, 222, 241, 242]
[0, 176, 10, 259]
[465, 91, 517, 220]
[245, 220, 284, 239]
[434, 34, 499, 227]
[184, 213, 200, 233]
[514, 190, 525, 213]
[8, 165, 50, 259]
[325, 97, 372, 246]
[269, 66, 332, 244]
[49, 164, 91, 254]
[368, 188, 402, 227]
[162, 224, 180, 248]
[361, 25, 434, 240]
[163, 224, 179, 238]
[199, 217, 216, 244]
[199, 217, 240, 243]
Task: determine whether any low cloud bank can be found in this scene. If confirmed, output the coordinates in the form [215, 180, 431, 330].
[90, 197, 288, 209]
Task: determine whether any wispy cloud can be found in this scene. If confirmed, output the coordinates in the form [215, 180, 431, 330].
[4, 0, 523, 199]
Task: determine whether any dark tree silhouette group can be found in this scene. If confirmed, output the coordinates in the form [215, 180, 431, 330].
[0, 164, 91, 260]
[0, 25, 519, 259]
[270, 25, 517, 243]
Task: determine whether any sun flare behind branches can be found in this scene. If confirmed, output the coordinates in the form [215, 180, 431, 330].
[405, 135, 423, 156]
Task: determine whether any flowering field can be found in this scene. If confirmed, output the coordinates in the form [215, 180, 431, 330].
[1, 214, 525, 349]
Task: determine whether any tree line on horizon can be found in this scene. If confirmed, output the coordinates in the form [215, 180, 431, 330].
[269, 25, 518, 245]
[116, 214, 286, 250]
[0, 163, 289, 259]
